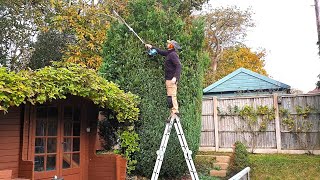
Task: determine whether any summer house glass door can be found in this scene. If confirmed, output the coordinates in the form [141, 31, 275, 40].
[34, 105, 59, 179]
[61, 106, 81, 179]
[33, 104, 82, 180]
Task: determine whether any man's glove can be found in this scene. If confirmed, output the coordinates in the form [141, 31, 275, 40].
[145, 44, 152, 49]
[171, 77, 177, 84]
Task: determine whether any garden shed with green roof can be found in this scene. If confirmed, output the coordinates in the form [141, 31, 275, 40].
[203, 68, 291, 97]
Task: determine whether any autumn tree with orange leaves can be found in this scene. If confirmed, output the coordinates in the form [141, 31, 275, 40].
[45, 0, 113, 69]
[205, 45, 268, 86]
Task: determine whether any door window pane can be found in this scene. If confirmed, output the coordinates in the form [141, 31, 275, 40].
[34, 156, 44, 172]
[36, 119, 47, 136]
[36, 107, 47, 119]
[72, 153, 80, 167]
[62, 153, 71, 169]
[63, 138, 72, 152]
[47, 138, 57, 153]
[64, 107, 73, 121]
[46, 155, 56, 171]
[73, 122, 80, 136]
[64, 121, 72, 136]
[48, 107, 58, 119]
[73, 138, 80, 152]
[74, 108, 80, 122]
[35, 138, 46, 154]
[48, 120, 58, 136]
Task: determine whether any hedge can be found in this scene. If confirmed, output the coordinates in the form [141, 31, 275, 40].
[100, 0, 210, 178]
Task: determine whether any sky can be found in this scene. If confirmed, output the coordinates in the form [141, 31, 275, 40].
[203, 0, 320, 93]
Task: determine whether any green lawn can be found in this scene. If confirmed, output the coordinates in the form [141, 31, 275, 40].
[249, 154, 320, 180]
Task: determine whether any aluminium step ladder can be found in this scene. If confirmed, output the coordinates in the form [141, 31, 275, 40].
[151, 114, 199, 180]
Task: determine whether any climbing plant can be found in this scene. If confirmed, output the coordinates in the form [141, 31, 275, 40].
[280, 106, 316, 153]
[238, 105, 275, 152]
[280, 106, 314, 132]
[0, 62, 140, 171]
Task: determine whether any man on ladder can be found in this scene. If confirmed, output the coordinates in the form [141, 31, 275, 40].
[145, 42, 199, 180]
[145, 40, 181, 120]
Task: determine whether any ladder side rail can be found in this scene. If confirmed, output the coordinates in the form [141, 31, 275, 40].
[159, 121, 173, 151]
[151, 123, 172, 180]
[173, 123, 199, 180]
[151, 121, 174, 180]
[175, 119, 199, 174]
[174, 119, 199, 180]
[175, 118, 191, 150]
[173, 123, 195, 179]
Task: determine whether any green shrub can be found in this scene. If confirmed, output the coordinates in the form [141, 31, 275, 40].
[228, 141, 250, 177]
[194, 156, 216, 175]
[100, 0, 209, 178]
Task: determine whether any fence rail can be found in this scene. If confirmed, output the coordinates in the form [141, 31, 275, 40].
[200, 93, 320, 154]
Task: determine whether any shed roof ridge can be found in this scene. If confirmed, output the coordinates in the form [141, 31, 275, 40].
[240, 68, 290, 88]
[203, 68, 290, 93]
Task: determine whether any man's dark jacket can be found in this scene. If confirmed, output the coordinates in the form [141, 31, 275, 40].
[155, 48, 181, 81]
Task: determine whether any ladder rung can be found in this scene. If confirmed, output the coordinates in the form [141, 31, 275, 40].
[156, 150, 164, 156]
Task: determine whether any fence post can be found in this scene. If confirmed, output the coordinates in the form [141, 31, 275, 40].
[213, 96, 219, 151]
[273, 94, 282, 152]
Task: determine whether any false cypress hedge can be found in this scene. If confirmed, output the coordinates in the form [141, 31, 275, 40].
[101, 0, 209, 178]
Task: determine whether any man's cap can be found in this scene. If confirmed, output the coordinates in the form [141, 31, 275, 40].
[167, 40, 181, 50]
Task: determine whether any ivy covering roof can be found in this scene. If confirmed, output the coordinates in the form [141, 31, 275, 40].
[0, 63, 139, 123]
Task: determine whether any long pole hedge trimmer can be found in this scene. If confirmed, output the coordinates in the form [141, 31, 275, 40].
[112, 10, 157, 56]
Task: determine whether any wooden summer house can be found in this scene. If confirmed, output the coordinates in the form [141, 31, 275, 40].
[0, 95, 127, 180]
[203, 68, 291, 97]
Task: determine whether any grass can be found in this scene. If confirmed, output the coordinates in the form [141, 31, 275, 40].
[130, 152, 320, 180]
[249, 154, 320, 180]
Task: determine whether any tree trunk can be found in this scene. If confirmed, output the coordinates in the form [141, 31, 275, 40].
[211, 58, 218, 71]
[210, 34, 223, 72]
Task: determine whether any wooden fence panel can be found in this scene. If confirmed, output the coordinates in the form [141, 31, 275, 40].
[280, 95, 320, 150]
[217, 96, 276, 149]
[200, 115, 215, 147]
[201, 93, 320, 153]
[200, 98, 215, 147]
[219, 132, 276, 148]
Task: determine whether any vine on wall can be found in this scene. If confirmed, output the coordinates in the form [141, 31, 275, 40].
[218, 105, 275, 131]
[218, 105, 275, 153]
[280, 105, 315, 132]
[280, 105, 317, 153]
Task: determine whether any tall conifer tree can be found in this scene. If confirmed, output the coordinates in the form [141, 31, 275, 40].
[101, 0, 209, 177]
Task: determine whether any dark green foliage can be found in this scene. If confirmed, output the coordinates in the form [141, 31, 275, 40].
[98, 109, 121, 151]
[317, 74, 320, 88]
[29, 30, 68, 69]
[228, 141, 250, 177]
[100, 0, 209, 178]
